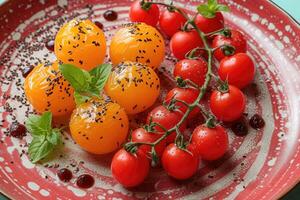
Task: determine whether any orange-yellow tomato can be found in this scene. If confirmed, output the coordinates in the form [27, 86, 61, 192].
[55, 19, 106, 71]
[105, 61, 160, 114]
[24, 61, 75, 117]
[110, 23, 165, 69]
[70, 98, 129, 154]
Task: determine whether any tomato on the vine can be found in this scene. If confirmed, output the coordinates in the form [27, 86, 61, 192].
[146, 105, 186, 144]
[173, 58, 208, 87]
[129, 1, 160, 26]
[191, 125, 228, 161]
[195, 12, 224, 34]
[194, 0, 229, 34]
[162, 143, 199, 180]
[219, 53, 255, 89]
[210, 85, 246, 122]
[212, 30, 247, 61]
[165, 87, 200, 119]
[111, 149, 150, 187]
[131, 128, 166, 157]
[170, 30, 203, 60]
[159, 9, 187, 37]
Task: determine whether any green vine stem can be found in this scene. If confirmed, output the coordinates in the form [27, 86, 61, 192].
[125, 1, 217, 156]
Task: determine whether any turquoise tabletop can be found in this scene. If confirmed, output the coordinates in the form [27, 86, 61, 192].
[0, 0, 299, 200]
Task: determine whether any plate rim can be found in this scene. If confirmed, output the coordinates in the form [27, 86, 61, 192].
[0, 0, 299, 199]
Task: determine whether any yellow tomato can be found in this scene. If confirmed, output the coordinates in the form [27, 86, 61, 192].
[24, 61, 75, 117]
[69, 98, 129, 154]
[105, 61, 160, 114]
[110, 23, 165, 69]
[55, 19, 106, 71]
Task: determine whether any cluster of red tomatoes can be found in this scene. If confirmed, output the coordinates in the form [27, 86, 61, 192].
[111, 1, 256, 187]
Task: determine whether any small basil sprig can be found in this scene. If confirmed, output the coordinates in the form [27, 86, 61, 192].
[197, 0, 230, 18]
[25, 112, 62, 163]
[59, 63, 112, 105]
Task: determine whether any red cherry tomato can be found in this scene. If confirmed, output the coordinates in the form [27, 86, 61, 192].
[191, 125, 228, 161]
[170, 30, 203, 60]
[210, 85, 246, 122]
[165, 87, 200, 119]
[131, 128, 166, 157]
[147, 105, 186, 144]
[159, 10, 187, 37]
[162, 143, 199, 180]
[111, 149, 150, 187]
[129, 1, 160, 26]
[195, 12, 224, 34]
[174, 58, 208, 87]
[212, 30, 247, 61]
[219, 53, 255, 89]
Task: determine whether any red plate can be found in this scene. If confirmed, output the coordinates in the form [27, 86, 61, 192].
[0, 0, 300, 199]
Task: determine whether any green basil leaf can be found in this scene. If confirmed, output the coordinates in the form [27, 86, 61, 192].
[197, 4, 216, 18]
[28, 137, 54, 163]
[198, 0, 229, 18]
[89, 63, 112, 92]
[208, 0, 217, 6]
[59, 64, 91, 92]
[216, 4, 230, 12]
[74, 91, 91, 105]
[26, 112, 63, 163]
[47, 129, 61, 146]
[25, 111, 52, 136]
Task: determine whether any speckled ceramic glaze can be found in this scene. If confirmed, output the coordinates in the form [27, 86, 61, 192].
[0, 0, 300, 199]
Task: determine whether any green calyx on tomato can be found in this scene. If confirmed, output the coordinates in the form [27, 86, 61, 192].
[166, 1, 176, 12]
[164, 94, 181, 113]
[144, 117, 167, 133]
[175, 134, 186, 149]
[150, 146, 159, 167]
[217, 79, 229, 93]
[205, 115, 217, 129]
[140, 1, 152, 11]
[197, 0, 230, 18]
[222, 28, 232, 38]
[123, 142, 139, 154]
[176, 76, 188, 88]
[221, 44, 235, 56]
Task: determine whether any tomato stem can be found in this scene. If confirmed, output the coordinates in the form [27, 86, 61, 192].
[125, 0, 217, 153]
[140, 1, 152, 11]
[204, 27, 229, 37]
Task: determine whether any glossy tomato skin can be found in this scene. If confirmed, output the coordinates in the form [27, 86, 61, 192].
[159, 10, 187, 37]
[210, 85, 246, 122]
[110, 23, 165, 69]
[105, 62, 160, 114]
[219, 53, 255, 89]
[131, 128, 166, 157]
[129, 1, 160, 26]
[165, 88, 200, 119]
[24, 61, 75, 117]
[70, 98, 129, 154]
[170, 30, 203, 60]
[162, 143, 199, 180]
[111, 149, 150, 187]
[147, 105, 186, 144]
[191, 125, 228, 161]
[174, 59, 208, 87]
[212, 30, 247, 61]
[55, 19, 106, 71]
[195, 12, 224, 34]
